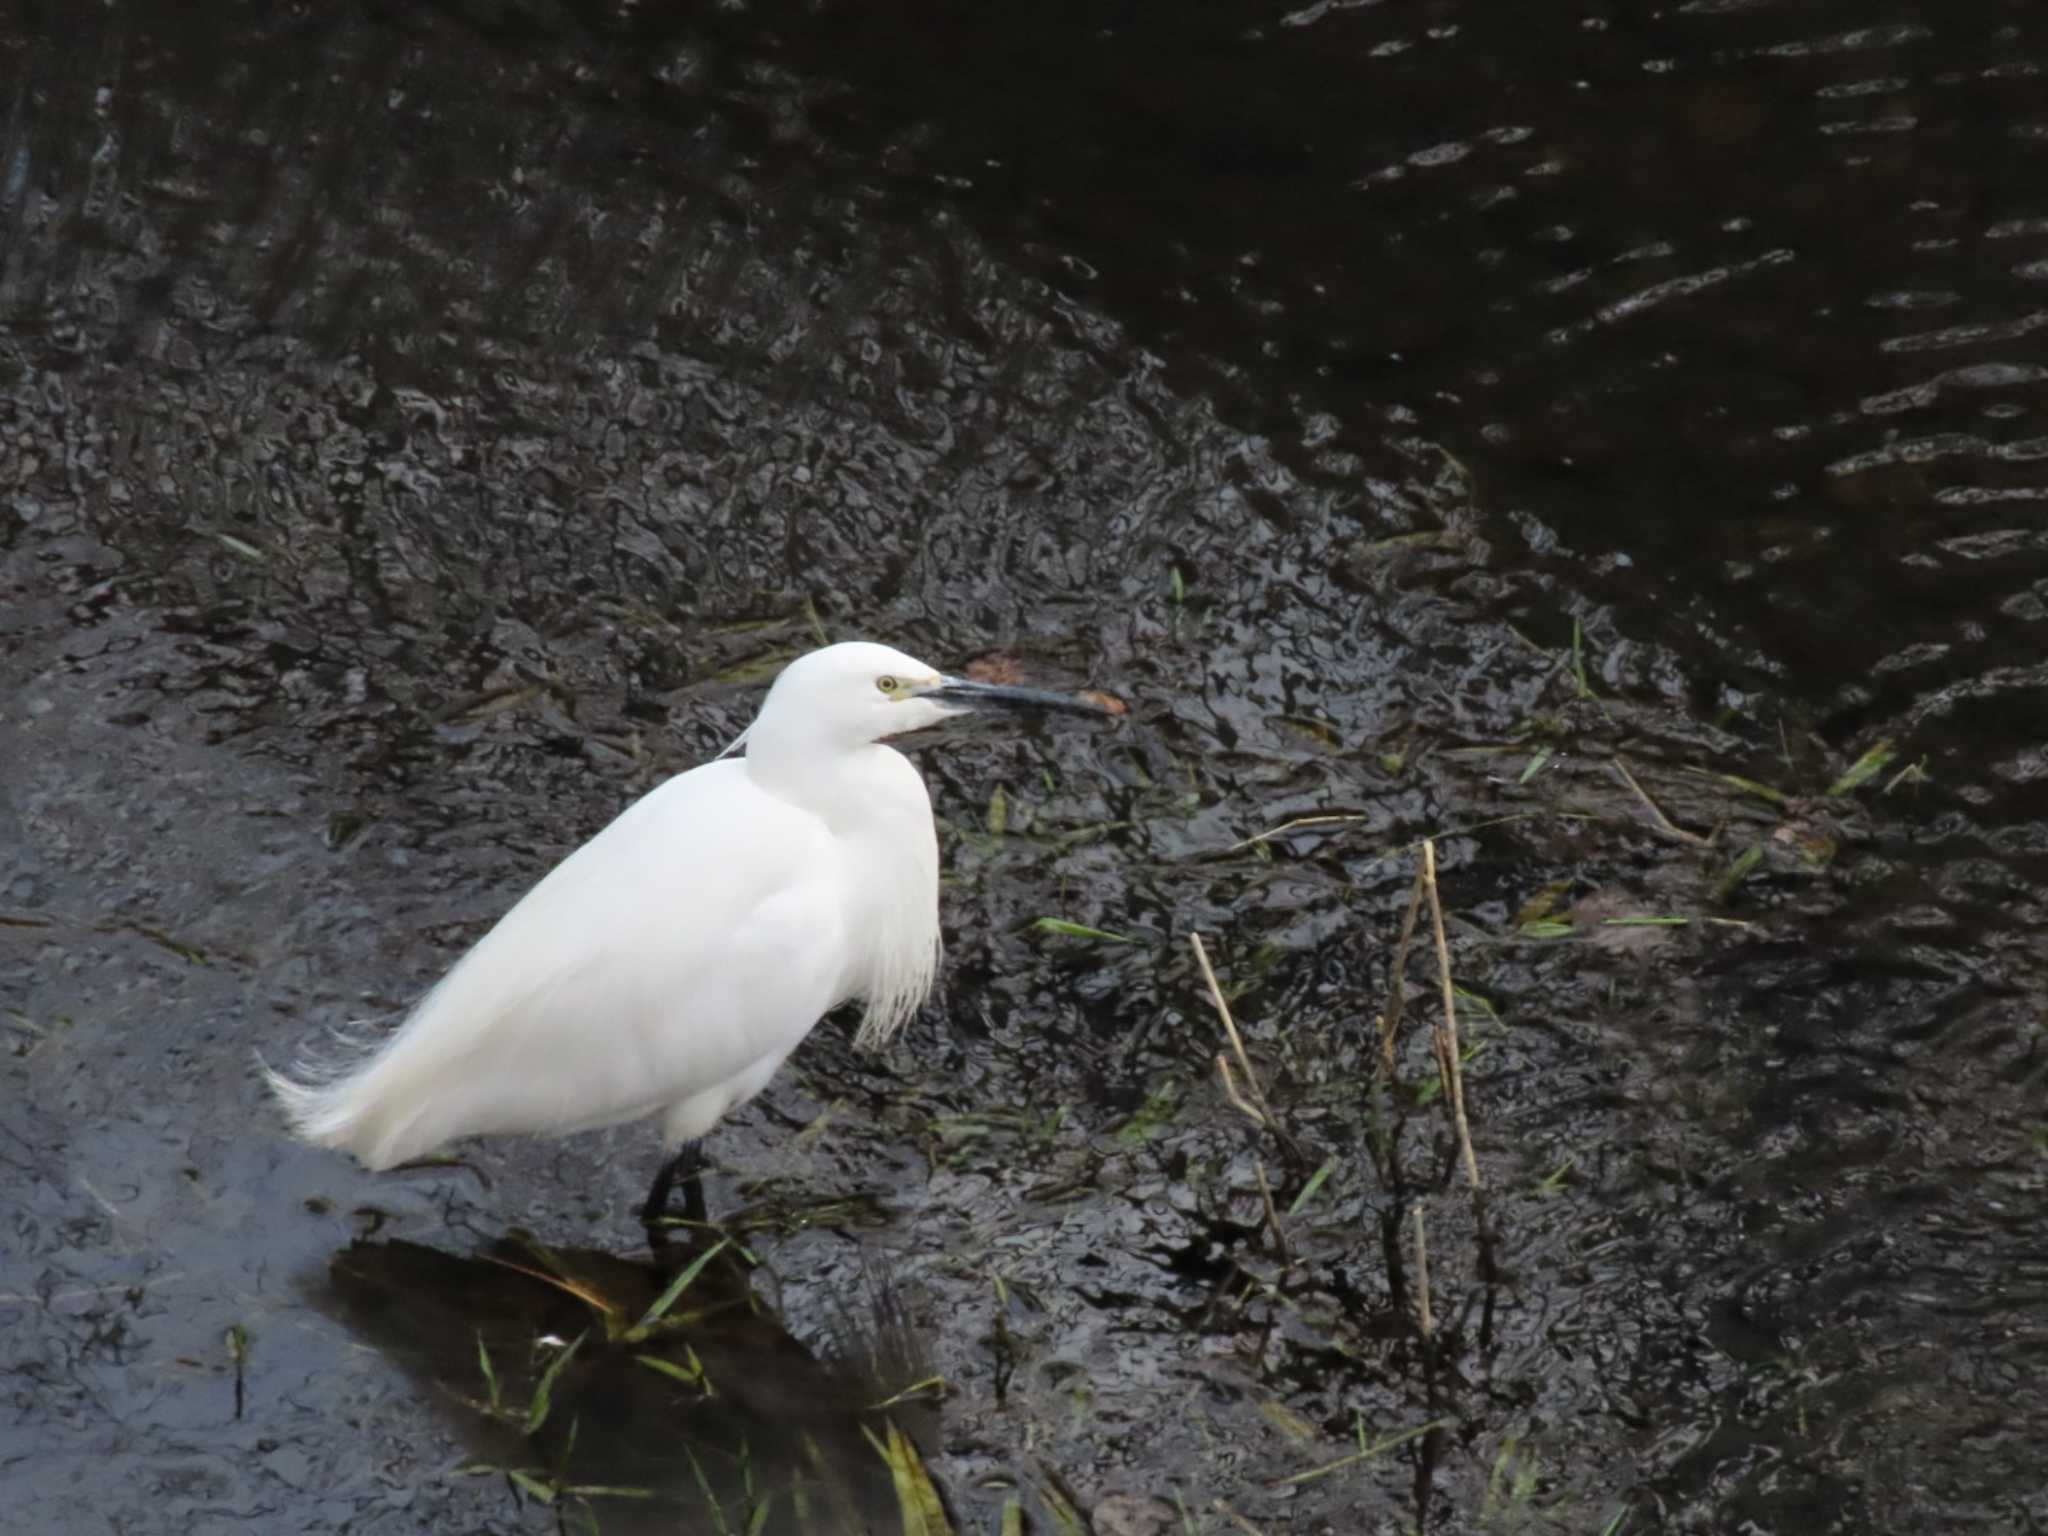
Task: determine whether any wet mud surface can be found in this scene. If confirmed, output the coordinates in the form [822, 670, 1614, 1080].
[4, 2, 2046, 1531]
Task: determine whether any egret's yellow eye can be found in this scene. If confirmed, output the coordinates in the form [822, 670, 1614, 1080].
[876, 675, 899, 695]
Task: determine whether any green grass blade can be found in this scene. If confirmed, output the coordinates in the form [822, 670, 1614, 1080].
[1826, 739, 1896, 797]
[476, 1333, 502, 1412]
[1031, 917, 1138, 944]
[1274, 1416, 1454, 1487]
[634, 1352, 707, 1388]
[1036, 1479, 1089, 1536]
[1287, 1157, 1339, 1216]
[1696, 769, 1791, 806]
[626, 1238, 732, 1339]
[859, 1420, 955, 1536]
[1713, 844, 1763, 903]
[524, 1331, 586, 1434]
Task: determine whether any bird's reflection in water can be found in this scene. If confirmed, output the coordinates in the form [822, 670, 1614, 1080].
[327, 1228, 946, 1535]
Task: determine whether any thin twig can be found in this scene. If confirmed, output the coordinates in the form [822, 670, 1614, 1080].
[1192, 934, 1303, 1163]
[1420, 841, 1481, 1190]
[1225, 813, 1372, 854]
[1253, 1159, 1290, 1265]
[1204, 809, 1603, 866]
[1412, 1201, 1434, 1338]
[1612, 757, 1710, 847]
[1378, 863, 1428, 1082]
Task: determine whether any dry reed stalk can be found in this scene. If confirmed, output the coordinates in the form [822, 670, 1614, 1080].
[1613, 756, 1710, 846]
[1411, 1201, 1434, 1337]
[1253, 1159, 1290, 1264]
[1214, 1053, 1267, 1129]
[1191, 934, 1303, 1164]
[1420, 840, 1481, 1190]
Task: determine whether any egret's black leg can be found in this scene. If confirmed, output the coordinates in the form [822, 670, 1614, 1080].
[678, 1147, 708, 1226]
[642, 1139, 709, 1233]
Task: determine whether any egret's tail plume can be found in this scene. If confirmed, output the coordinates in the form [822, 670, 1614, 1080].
[259, 1017, 424, 1171]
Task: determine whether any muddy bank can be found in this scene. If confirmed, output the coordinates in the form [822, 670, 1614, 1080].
[5, 2, 2046, 1531]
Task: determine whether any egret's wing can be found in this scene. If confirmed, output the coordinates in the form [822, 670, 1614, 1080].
[270, 761, 849, 1167]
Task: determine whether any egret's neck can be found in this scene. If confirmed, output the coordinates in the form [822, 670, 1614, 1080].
[742, 728, 902, 825]
[741, 725, 942, 1049]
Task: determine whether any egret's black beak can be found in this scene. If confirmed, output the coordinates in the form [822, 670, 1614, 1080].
[929, 676, 1119, 719]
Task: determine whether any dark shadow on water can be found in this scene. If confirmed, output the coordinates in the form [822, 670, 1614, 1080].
[326, 1228, 942, 1536]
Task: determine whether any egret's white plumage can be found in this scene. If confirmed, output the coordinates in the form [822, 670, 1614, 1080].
[265, 641, 1103, 1179]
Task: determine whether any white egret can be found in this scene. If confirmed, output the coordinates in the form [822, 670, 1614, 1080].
[265, 640, 1113, 1225]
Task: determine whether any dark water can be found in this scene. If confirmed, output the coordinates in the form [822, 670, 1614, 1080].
[4, 1, 2045, 1531]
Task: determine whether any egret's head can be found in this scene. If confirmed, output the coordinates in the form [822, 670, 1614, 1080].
[749, 640, 1113, 752]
